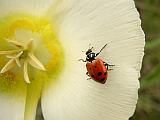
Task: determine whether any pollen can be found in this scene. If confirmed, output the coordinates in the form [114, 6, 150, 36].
[0, 71, 15, 81]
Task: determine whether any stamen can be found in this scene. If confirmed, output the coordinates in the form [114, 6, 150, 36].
[1, 59, 16, 73]
[0, 39, 46, 83]
[15, 58, 21, 67]
[0, 50, 21, 55]
[28, 52, 46, 71]
[4, 38, 23, 48]
[6, 51, 23, 67]
[24, 61, 30, 83]
[6, 51, 23, 58]
[16, 51, 24, 57]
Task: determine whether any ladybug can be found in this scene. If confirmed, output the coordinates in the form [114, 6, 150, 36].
[79, 44, 114, 84]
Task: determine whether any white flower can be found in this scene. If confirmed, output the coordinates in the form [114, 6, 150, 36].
[0, 0, 145, 120]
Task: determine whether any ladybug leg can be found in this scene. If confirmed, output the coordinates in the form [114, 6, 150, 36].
[106, 65, 113, 71]
[107, 65, 114, 71]
[103, 62, 115, 66]
[86, 72, 91, 80]
[108, 68, 114, 71]
[104, 62, 115, 70]
[79, 59, 86, 62]
[86, 72, 90, 77]
[86, 72, 89, 76]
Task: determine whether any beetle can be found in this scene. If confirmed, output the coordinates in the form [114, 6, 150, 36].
[79, 44, 114, 84]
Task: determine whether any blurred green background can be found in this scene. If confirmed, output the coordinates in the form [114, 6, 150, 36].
[36, 0, 160, 120]
[130, 0, 160, 120]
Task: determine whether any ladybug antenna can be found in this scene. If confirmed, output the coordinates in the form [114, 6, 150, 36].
[96, 43, 107, 56]
[82, 50, 86, 52]
[88, 43, 94, 50]
[90, 46, 93, 50]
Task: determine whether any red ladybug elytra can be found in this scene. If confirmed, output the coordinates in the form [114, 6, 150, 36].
[79, 44, 114, 84]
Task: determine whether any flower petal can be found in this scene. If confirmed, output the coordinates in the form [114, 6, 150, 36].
[0, 0, 54, 16]
[0, 72, 27, 120]
[42, 66, 139, 120]
[42, 0, 144, 120]
[0, 13, 55, 120]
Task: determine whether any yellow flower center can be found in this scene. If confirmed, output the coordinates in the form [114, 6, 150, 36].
[0, 13, 64, 93]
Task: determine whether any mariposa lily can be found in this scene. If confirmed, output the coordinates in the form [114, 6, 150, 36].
[0, 0, 145, 120]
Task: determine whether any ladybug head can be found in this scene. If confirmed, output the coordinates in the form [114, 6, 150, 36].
[85, 47, 96, 62]
[80, 43, 107, 62]
[85, 48, 92, 55]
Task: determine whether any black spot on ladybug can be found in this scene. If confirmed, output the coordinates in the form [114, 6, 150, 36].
[89, 67, 91, 70]
[104, 72, 107, 75]
[91, 75, 95, 78]
[97, 72, 102, 76]
[94, 66, 97, 68]
[100, 78, 105, 82]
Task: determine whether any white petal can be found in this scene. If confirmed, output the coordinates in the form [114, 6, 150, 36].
[42, 0, 144, 120]
[0, 75, 27, 120]
[52, 0, 144, 72]
[0, 64, 42, 120]
[0, 0, 54, 16]
[42, 66, 139, 120]
[0, 95, 25, 120]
